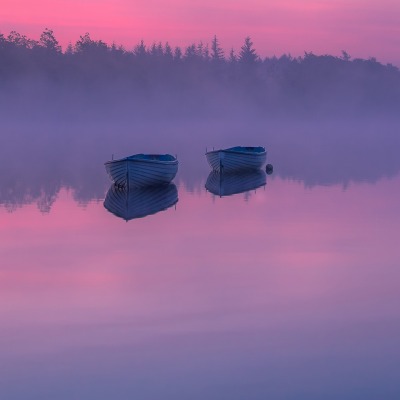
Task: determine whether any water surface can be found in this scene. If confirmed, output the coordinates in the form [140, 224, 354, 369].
[1, 119, 400, 399]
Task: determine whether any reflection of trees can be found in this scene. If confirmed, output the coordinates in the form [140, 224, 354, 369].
[0, 129, 109, 212]
[0, 171, 108, 213]
[267, 121, 400, 188]
[0, 180, 61, 213]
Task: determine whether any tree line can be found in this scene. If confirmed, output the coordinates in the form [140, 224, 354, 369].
[1, 29, 400, 116]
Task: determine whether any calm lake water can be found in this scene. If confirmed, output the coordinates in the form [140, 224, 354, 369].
[1, 119, 400, 399]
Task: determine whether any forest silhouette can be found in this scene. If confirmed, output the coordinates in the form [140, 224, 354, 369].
[1, 29, 400, 118]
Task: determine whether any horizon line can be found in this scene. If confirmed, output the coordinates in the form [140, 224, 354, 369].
[2, 28, 397, 67]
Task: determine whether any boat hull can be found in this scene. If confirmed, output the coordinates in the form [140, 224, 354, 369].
[205, 170, 266, 197]
[104, 183, 178, 221]
[206, 148, 266, 172]
[105, 158, 178, 187]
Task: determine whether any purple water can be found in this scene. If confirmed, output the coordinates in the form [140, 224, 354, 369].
[1, 119, 399, 399]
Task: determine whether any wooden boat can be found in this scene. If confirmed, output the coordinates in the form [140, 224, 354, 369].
[205, 170, 266, 197]
[104, 183, 178, 221]
[105, 153, 178, 187]
[205, 146, 267, 172]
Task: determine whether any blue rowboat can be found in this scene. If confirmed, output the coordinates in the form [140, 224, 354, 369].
[205, 146, 266, 172]
[105, 153, 178, 187]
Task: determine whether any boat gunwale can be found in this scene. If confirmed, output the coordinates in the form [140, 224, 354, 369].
[205, 147, 266, 156]
[105, 157, 178, 166]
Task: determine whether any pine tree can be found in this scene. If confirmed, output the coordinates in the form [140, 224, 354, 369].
[229, 48, 237, 63]
[174, 46, 182, 61]
[341, 50, 351, 61]
[211, 35, 224, 62]
[238, 37, 259, 64]
[134, 40, 147, 58]
[164, 42, 173, 60]
[65, 42, 74, 55]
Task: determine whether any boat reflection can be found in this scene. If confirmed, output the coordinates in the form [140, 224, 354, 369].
[104, 183, 178, 221]
[205, 169, 266, 197]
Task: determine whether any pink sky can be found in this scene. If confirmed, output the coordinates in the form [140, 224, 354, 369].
[1, 0, 400, 65]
